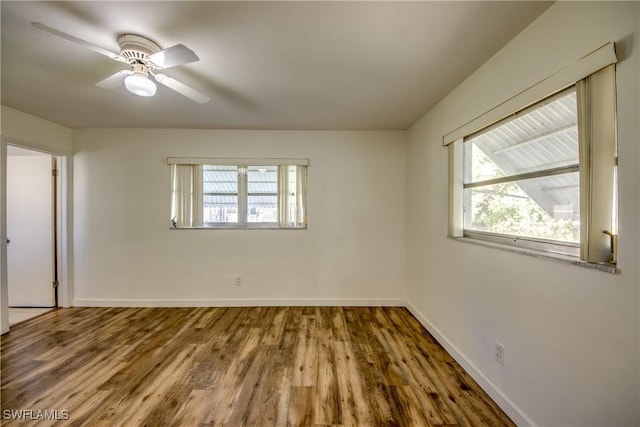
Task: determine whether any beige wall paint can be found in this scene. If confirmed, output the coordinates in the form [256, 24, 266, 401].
[2, 2, 638, 424]
[72, 129, 407, 305]
[407, 2, 639, 426]
[1, 106, 72, 153]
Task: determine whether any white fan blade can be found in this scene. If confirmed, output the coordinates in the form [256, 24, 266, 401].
[96, 70, 132, 89]
[154, 73, 209, 104]
[149, 44, 199, 69]
[32, 22, 127, 63]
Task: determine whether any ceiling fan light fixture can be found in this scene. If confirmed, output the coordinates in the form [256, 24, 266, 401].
[32, 23, 207, 102]
[124, 74, 156, 97]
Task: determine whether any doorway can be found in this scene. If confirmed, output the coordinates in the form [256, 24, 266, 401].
[6, 145, 58, 325]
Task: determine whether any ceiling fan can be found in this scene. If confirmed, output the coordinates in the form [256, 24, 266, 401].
[32, 22, 209, 103]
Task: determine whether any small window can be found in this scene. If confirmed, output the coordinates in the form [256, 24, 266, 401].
[170, 159, 307, 229]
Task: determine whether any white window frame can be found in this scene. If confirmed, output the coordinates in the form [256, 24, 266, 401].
[460, 86, 581, 258]
[169, 158, 308, 230]
[445, 43, 618, 270]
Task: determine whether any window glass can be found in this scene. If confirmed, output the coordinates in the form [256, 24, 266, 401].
[203, 165, 238, 224]
[464, 172, 580, 243]
[171, 161, 307, 229]
[465, 89, 578, 183]
[247, 165, 278, 223]
[463, 87, 580, 244]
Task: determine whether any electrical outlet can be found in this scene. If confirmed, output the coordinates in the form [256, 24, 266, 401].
[494, 342, 506, 365]
[235, 276, 243, 286]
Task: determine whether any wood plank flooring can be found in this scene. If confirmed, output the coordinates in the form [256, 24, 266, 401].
[1, 307, 515, 426]
[8, 307, 55, 326]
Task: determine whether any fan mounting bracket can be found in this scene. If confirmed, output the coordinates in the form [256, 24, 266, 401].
[118, 34, 161, 64]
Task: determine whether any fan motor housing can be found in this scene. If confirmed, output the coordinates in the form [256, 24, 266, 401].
[118, 34, 161, 62]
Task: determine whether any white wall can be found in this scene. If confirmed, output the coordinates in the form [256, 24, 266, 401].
[406, 2, 639, 427]
[1, 106, 72, 152]
[7, 153, 54, 307]
[72, 129, 407, 306]
[3, 3, 638, 423]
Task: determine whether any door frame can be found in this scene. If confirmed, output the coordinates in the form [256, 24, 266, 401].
[0, 138, 72, 334]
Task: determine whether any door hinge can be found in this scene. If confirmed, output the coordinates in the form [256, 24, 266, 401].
[52, 169, 59, 177]
[53, 280, 59, 289]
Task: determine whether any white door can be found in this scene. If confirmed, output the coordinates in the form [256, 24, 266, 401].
[7, 147, 55, 307]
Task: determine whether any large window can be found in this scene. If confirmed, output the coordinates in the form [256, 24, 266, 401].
[447, 59, 618, 266]
[170, 158, 307, 229]
[463, 87, 581, 255]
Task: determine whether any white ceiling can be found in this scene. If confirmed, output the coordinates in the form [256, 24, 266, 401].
[1, 1, 551, 130]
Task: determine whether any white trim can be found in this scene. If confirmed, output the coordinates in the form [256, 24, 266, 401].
[0, 139, 73, 334]
[58, 155, 73, 307]
[168, 157, 309, 166]
[443, 42, 617, 146]
[577, 65, 617, 262]
[72, 298, 406, 307]
[0, 141, 7, 334]
[405, 301, 536, 427]
[448, 140, 464, 237]
[0, 139, 72, 157]
[452, 236, 619, 274]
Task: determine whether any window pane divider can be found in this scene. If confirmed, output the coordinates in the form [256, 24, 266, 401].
[464, 164, 579, 189]
[238, 166, 247, 228]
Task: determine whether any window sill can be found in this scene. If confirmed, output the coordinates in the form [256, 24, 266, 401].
[450, 236, 620, 274]
[170, 226, 307, 230]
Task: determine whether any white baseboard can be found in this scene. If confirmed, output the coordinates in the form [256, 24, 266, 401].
[405, 302, 535, 427]
[72, 298, 406, 307]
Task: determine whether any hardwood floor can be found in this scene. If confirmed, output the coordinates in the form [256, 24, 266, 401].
[8, 307, 55, 326]
[1, 307, 514, 426]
